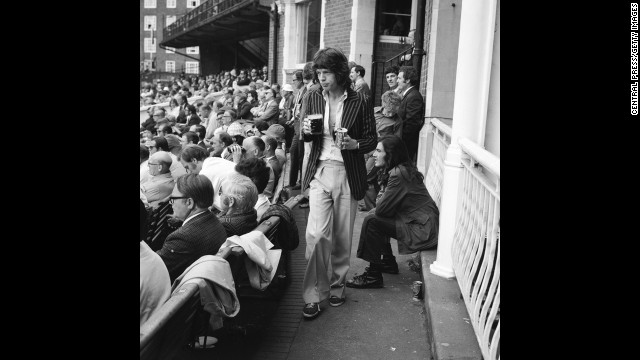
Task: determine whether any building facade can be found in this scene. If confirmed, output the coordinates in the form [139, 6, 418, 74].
[140, 0, 202, 75]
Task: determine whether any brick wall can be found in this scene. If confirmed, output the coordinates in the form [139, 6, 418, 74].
[419, 0, 434, 99]
[322, 0, 353, 57]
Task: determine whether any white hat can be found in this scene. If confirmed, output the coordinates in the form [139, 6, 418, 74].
[282, 84, 294, 92]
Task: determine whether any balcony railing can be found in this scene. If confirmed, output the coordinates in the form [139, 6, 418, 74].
[451, 137, 500, 360]
[421, 118, 451, 208]
[163, 0, 254, 41]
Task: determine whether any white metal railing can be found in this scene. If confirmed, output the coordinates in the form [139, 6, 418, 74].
[423, 118, 452, 208]
[451, 136, 500, 360]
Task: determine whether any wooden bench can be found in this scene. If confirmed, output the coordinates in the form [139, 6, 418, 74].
[140, 194, 302, 359]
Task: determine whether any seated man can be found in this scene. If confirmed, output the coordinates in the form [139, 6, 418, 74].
[260, 135, 283, 192]
[143, 137, 187, 182]
[179, 144, 238, 211]
[157, 173, 228, 283]
[217, 173, 259, 237]
[210, 131, 233, 160]
[234, 157, 272, 221]
[227, 136, 276, 202]
[141, 151, 175, 208]
[262, 124, 287, 168]
[140, 199, 171, 325]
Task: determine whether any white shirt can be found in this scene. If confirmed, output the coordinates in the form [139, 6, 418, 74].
[140, 241, 171, 326]
[254, 194, 271, 222]
[318, 89, 348, 162]
[199, 157, 238, 210]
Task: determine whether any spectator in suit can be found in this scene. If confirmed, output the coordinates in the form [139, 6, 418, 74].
[288, 70, 306, 190]
[156, 173, 228, 283]
[253, 88, 280, 125]
[350, 64, 372, 100]
[299, 47, 377, 319]
[396, 66, 424, 162]
[141, 151, 175, 208]
[185, 104, 202, 127]
[347, 135, 438, 289]
[140, 199, 171, 325]
[234, 91, 254, 120]
[279, 83, 295, 150]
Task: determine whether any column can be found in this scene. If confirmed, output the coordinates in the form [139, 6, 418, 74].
[349, 0, 375, 86]
[429, 0, 498, 279]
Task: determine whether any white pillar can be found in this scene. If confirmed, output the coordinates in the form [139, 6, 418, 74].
[349, 0, 375, 87]
[281, 0, 298, 81]
[429, 0, 498, 279]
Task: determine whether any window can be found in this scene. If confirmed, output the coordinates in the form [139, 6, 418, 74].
[144, 38, 156, 53]
[378, 0, 412, 37]
[144, 0, 156, 8]
[166, 61, 176, 72]
[187, 0, 200, 8]
[186, 46, 199, 55]
[167, 0, 176, 8]
[185, 61, 199, 74]
[306, 0, 321, 62]
[144, 16, 156, 31]
[143, 60, 154, 71]
[166, 15, 176, 27]
[165, 47, 175, 54]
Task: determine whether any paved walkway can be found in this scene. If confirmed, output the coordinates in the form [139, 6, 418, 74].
[186, 155, 431, 359]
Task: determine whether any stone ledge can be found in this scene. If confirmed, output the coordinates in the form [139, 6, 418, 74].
[419, 249, 483, 360]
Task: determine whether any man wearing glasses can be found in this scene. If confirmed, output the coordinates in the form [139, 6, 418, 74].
[140, 151, 175, 208]
[156, 173, 228, 283]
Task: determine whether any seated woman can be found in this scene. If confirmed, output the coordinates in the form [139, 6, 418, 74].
[346, 135, 439, 289]
[217, 173, 259, 237]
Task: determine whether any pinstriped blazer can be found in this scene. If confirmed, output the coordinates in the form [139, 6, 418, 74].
[301, 87, 377, 200]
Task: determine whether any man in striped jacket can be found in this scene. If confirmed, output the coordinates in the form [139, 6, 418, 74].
[300, 47, 377, 319]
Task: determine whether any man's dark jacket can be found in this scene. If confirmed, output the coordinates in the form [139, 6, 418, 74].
[157, 211, 227, 283]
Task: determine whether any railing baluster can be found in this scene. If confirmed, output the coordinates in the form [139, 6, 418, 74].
[448, 136, 500, 360]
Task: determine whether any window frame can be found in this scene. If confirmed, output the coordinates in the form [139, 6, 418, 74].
[185, 61, 199, 74]
[144, 0, 157, 9]
[186, 0, 200, 9]
[144, 38, 157, 53]
[144, 16, 156, 31]
[166, 0, 176, 8]
[165, 61, 176, 72]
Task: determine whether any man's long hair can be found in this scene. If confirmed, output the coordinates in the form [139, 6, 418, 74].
[312, 47, 352, 90]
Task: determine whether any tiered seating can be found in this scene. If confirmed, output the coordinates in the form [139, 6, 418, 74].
[139, 194, 303, 358]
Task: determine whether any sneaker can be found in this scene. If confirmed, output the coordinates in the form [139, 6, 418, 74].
[302, 303, 321, 319]
[329, 295, 346, 307]
[346, 271, 384, 289]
